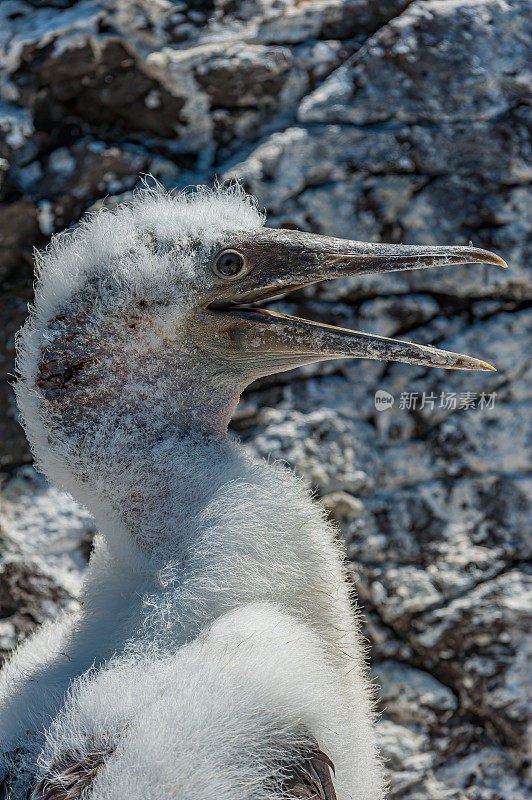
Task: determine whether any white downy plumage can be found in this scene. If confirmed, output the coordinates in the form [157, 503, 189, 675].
[1, 185, 382, 800]
[2, 183, 503, 799]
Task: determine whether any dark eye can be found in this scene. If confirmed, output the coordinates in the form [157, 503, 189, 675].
[212, 249, 247, 280]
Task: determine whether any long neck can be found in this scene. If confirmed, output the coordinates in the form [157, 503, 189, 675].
[38, 348, 247, 556]
[98, 430, 245, 556]
[66, 388, 246, 559]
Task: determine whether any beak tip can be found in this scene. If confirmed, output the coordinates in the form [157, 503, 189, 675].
[451, 354, 497, 372]
[469, 249, 508, 269]
[470, 360, 497, 372]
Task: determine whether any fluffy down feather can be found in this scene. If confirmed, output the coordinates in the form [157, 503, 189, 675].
[2, 186, 385, 799]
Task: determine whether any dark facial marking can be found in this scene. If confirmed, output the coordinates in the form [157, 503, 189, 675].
[37, 349, 92, 398]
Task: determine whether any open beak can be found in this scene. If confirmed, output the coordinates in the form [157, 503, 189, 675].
[207, 229, 507, 373]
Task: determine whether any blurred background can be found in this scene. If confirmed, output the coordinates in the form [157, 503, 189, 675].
[0, 1, 530, 797]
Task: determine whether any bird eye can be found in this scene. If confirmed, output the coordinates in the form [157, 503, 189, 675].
[212, 249, 247, 280]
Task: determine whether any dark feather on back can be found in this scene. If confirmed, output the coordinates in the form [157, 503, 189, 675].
[283, 749, 337, 800]
[30, 750, 112, 800]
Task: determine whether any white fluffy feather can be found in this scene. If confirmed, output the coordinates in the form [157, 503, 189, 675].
[2, 185, 384, 799]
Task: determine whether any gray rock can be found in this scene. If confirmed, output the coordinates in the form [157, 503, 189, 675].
[0, 0, 530, 794]
[32, 38, 188, 139]
[0, 466, 94, 660]
[299, 0, 531, 124]
[319, 490, 364, 518]
[0, 199, 41, 468]
[0, 560, 73, 661]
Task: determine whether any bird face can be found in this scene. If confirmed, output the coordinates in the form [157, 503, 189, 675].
[19, 187, 507, 447]
[189, 228, 506, 378]
[16, 186, 508, 463]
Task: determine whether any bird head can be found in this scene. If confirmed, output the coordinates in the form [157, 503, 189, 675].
[16, 184, 505, 485]
[194, 229, 506, 377]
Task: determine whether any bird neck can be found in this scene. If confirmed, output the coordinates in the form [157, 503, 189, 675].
[30, 318, 251, 554]
[50, 353, 247, 556]
[85, 424, 246, 560]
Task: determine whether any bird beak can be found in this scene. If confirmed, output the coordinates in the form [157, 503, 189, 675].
[205, 229, 507, 374]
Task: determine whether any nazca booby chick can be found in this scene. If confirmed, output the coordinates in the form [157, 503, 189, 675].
[1, 184, 506, 800]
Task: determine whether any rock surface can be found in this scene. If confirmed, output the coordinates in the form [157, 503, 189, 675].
[0, 1, 530, 797]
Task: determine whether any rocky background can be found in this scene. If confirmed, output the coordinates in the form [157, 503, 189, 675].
[0, 1, 530, 797]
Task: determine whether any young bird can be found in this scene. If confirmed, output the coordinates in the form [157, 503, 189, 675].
[1, 185, 505, 800]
